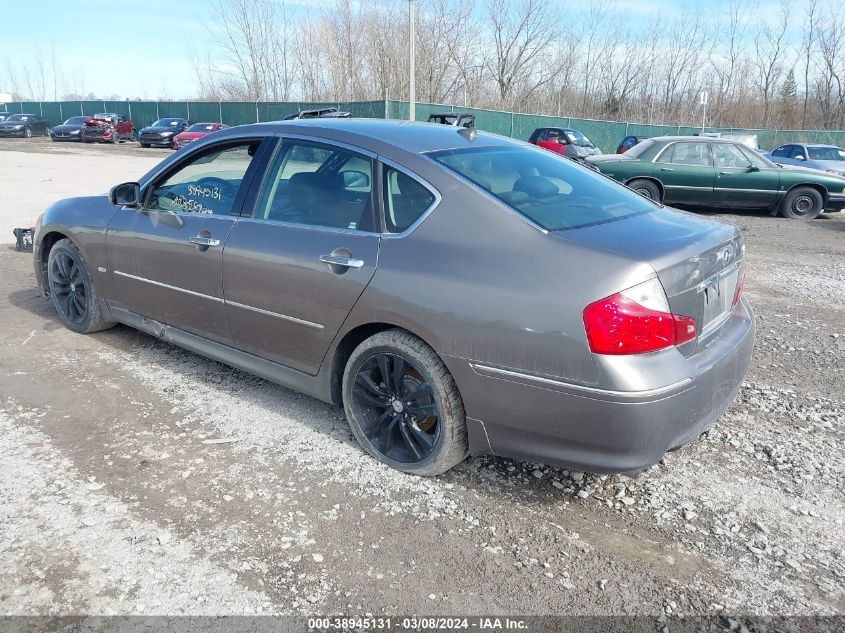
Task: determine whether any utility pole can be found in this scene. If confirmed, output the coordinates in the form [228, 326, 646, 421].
[409, 0, 416, 121]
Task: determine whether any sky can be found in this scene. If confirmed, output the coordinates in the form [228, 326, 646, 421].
[0, 0, 787, 100]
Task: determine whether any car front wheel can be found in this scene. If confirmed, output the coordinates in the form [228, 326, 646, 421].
[627, 178, 661, 201]
[342, 329, 467, 476]
[24, 127, 32, 138]
[47, 238, 115, 334]
[781, 186, 824, 219]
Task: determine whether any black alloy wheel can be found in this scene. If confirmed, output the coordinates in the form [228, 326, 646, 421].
[351, 352, 441, 463]
[49, 250, 88, 325]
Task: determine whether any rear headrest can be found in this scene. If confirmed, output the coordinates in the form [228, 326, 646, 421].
[513, 176, 558, 199]
[289, 172, 322, 208]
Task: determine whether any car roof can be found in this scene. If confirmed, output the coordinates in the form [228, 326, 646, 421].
[802, 143, 840, 149]
[650, 135, 741, 143]
[227, 119, 520, 154]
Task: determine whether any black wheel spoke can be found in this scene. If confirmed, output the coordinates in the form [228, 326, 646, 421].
[72, 293, 86, 317]
[378, 414, 400, 453]
[407, 422, 435, 450]
[406, 382, 432, 403]
[376, 354, 393, 392]
[353, 386, 389, 409]
[398, 421, 423, 460]
[57, 254, 71, 280]
[356, 371, 389, 399]
[62, 291, 73, 318]
[392, 356, 407, 396]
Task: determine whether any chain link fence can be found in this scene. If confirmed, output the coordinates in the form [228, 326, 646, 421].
[3, 99, 844, 152]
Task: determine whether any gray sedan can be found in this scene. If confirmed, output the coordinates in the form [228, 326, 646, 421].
[33, 120, 754, 476]
[766, 143, 845, 177]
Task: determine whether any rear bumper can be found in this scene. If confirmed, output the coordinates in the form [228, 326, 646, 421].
[825, 193, 845, 213]
[452, 298, 755, 474]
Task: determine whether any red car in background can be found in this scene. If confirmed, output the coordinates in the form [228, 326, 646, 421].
[173, 122, 228, 149]
[81, 113, 136, 144]
[528, 127, 601, 159]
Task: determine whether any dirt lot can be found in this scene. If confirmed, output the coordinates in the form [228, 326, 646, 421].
[0, 139, 843, 621]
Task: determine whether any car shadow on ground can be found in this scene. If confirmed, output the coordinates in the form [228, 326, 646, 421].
[6, 284, 618, 508]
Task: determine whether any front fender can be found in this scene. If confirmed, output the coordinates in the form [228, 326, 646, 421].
[35, 195, 118, 299]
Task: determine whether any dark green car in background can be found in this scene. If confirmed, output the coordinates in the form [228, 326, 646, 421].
[587, 136, 845, 219]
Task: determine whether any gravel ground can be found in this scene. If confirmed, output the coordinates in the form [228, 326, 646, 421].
[0, 141, 843, 620]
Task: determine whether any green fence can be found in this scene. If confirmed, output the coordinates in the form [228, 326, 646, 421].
[4, 98, 845, 151]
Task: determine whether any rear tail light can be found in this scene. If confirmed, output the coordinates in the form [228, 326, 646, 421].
[732, 267, 745, 307]
[583, 278, 696, 355]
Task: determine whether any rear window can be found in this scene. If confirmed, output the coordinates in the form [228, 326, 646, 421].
[807, 146, 845, 161]
[624, 139, 656, 158]
[429, 145, 655, 231]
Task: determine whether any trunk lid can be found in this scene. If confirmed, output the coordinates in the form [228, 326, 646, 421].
[557, 208, 744, 356]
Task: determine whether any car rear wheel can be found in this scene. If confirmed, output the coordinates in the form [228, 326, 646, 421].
[781, 187, 823, 220]
[24, 127, 32, 138]
[342, 329, 467, 476]
[130, 129, 138, 142]
[628, 178, 661, 201]
[47, 239, 115, 334]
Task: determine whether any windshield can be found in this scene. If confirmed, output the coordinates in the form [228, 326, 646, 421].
[429, 145, 655, 231]
[624, 139, 656, 158]
[93, 113, 115, 119]
[563, 129, 594, 148]
[63, 116, 86, 125]
[7, 114, 31, 122]
[807, 146, 845, 161]
[187, 123, 216, 132]
[152, 118, 182, 127]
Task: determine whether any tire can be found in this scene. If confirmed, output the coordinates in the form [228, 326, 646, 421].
[24, 127, 32, 138]
[780, 186, 824, 220]
[46, 238, 115, 334]
[627, 178, 661, 201]
[111, 130, 120, 144]
[44, 127, 51, 137]
[130, 129, 138, 142]
[342, 329, 468, 476]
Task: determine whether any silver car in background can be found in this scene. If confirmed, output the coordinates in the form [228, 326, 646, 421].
[34, 120, 754, 476]
[765, 143, 845, 177]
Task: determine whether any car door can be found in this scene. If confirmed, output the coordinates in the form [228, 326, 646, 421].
[537, 129, 567, 155]
[713, 142, 781, 208]
[654, 141, 716, 205]
[222, 138, 381, 375]
[106, 136, 271, 343]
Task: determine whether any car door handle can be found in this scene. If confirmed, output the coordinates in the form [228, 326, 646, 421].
[660, 167, 674, 172]
[189, 236, 220, 247]
[320, 254, 364, 269]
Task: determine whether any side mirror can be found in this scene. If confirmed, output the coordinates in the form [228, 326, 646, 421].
[109, 182, 141, 207]
[795, 155, 806, 161]
[341, 170, 370, 189]
[746, 165, 760, 172]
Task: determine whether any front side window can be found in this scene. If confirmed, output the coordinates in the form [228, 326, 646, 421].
[430, 145, 654, 231]
[789, 146, 807, 159]
[146, 141, 259, 215]
[255, 141, 374, 231]
[713, 143, 752, 169]
[771, 145, 789, 157]
[383, 168, 436, 233]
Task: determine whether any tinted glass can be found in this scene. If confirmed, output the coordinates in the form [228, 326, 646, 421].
[188, 123, 217, 132]
[430, 145, 654, 231]
[807, 146, 845, 161]
[7, 115, 31, 122]
[771, 145, 789, 157]
[713, 143, 752, 168]
[384, 168, 436, 233]
[789, 146, 807, 159]
[255, 141, 374, 231]
[63, 116, 86, 125]
[147, 142, 259, 215]
[665, 142, 710, 166]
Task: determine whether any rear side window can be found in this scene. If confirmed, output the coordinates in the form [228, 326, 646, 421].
[429, 145, 654, 231]
[383, 168, 436, 233]
[662, 142, 710, 166]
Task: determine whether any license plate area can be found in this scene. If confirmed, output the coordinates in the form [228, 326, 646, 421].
[699, 266, 740, 338]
